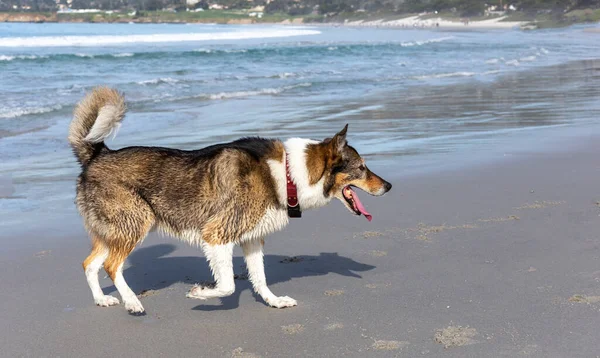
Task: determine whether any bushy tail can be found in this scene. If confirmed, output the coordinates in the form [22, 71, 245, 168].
[68, 87, 126, 166]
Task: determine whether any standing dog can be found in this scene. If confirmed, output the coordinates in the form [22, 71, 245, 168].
[70, 87, 391, 314]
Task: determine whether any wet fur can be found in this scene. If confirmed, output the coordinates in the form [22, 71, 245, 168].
[71, 87, 391, 313]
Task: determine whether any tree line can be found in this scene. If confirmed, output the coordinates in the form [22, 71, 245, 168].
[1, 0, 598, 16]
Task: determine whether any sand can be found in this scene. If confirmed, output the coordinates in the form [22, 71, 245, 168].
[343, 15, 525, 30]
[2, 132, 600, 357]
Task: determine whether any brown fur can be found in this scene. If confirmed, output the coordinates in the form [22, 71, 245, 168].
[68, 87, 126, 166]
[71, 88, 390, 312]
[69, 90, 287, 281]
[306, 125, 389, 201]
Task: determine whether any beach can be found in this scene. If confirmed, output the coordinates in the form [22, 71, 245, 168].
[2, 127, 600, 357]
[342, 15, 525, 30]
[1, 23, 600, 357]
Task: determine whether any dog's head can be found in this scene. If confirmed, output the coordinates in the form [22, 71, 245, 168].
[308, 124, 392, 221]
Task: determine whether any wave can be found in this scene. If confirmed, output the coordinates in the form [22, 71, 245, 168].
[0, 104, 63, 119]
[415, 71, 476, 80]
[520, 55, 536, 62]
[205, 83, 311, 100]
[194, 48, 247, 54]
[136, 77, 181, 86]
[505, 59, 519, 66]
[0, 29, 321, 48]
[155, 82, 313, 103]
[0, 39, 454, 65]
[400, 36, 454, 47]
[0, 54, 48, 61]
[0, 52, 143, 63]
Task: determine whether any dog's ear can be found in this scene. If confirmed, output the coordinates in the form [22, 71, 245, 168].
[330, 124, 348, 153]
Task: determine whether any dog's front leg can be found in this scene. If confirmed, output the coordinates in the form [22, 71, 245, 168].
[242, 239, 297, 308]
[187, 242, 235, 300]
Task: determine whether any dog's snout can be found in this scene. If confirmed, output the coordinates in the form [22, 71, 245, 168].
[384, 181, 392, 192]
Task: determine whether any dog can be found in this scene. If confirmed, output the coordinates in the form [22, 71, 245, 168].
[70, 87, 392, 314]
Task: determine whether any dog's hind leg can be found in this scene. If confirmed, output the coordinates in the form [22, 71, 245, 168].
[187, 242, 235, 300]
[104, 240, 145, 314]
[83, 237, 119, 307]
[242, 239, 297, 308]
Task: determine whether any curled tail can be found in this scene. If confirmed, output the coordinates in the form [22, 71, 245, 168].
[68, 87, 126, 166]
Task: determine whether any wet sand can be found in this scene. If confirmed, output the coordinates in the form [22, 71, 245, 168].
[2, 132, 600, 357]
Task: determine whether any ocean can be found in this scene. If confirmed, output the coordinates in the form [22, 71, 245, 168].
[1, 22, 600, 235]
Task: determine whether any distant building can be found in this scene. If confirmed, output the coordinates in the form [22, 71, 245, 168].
[209, 4, 227, 10]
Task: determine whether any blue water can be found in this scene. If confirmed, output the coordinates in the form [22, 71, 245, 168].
[1, 22, 600, 233]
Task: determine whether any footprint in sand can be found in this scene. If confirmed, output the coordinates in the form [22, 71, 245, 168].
[434, 325, 478, 348]
[324, 289, 344, 296]
[365, 283, 391, 289]
[34, 250, 51, 258]
[478, 215, 520, 223]
[515, 200, 565, 210]
[324, 323, 344, 331]
[371, 340, 410, 350]
[281, 324, 304, 335]
[231, 347, 261, 358]
[369, 250, 387, 257]
[354, 231, 385, 239]
[568, 295, 600, 304]
[137, 289, 159, 298]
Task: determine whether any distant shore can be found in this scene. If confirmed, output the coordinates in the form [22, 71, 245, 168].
[1, 10, 599, 30]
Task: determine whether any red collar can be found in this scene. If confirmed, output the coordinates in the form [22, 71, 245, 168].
[285, 152, 302, 218]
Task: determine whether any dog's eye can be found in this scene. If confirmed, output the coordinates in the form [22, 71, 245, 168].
[358, 164, 366, 171]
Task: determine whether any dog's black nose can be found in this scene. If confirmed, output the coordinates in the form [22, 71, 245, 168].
[384, 182, 392, 192]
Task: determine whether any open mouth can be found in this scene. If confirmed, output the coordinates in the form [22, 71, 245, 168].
[342, 186, 372, 222]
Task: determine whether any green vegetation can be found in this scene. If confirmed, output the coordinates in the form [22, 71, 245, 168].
[1, 0, 599, 27]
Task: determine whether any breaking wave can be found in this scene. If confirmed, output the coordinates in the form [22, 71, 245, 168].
[0, 104, 63, 119]
[0, 29, 321, 47]
[400, 36, 454, 47]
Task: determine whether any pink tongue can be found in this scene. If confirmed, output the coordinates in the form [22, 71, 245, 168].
[349, 188, 372, 222]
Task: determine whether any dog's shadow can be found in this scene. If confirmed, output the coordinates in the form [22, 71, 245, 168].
[103, 244, 375, 311]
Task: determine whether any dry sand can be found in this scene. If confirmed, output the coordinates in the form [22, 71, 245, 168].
[343, 15, 525, 30]
[2, 133, 600, 357]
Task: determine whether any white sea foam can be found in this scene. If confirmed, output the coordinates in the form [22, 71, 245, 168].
[520, 56, 536, 62]
[137, 77, 180, 85]
[276, 72, 297, 79]
[400, 36, 454, 47]
[0, 104, 63, 119]
[0, 54, 47, 61]
[205, 83, 311, 100]
[0, 29, 321, 48]
[482, 70, 503, 75]
[415, 72, 476, 80]
[540, 47, 549, 54]
[485, 58, 500, 64]
[112, 52, 134, 57]
[505, 59, 520, 66]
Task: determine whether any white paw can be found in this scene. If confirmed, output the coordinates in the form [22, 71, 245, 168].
[186, 285, 208, 300]
[124, 298, 145, 313]
[95, 295, 120, 307]
[266, 296, 298, 309]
